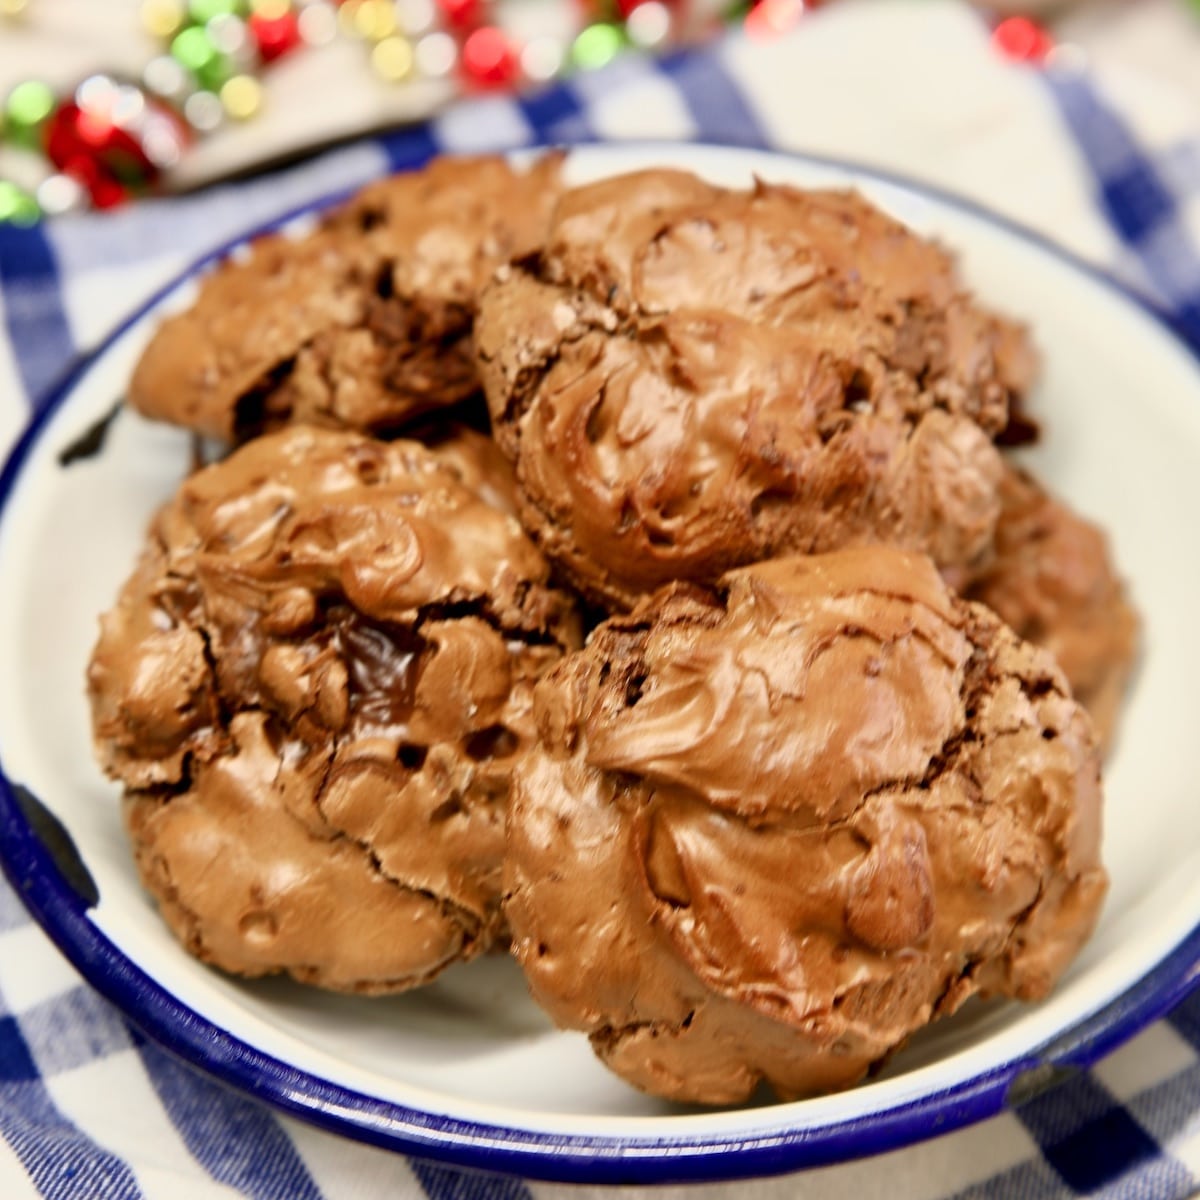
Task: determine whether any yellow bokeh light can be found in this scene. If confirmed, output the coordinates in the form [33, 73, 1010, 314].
[220, 74, 263, 121]
[354, 0, 397, 41]
[140, 0, 185, 39]
[372, 36, 415, 82]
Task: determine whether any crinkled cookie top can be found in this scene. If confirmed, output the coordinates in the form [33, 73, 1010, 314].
[505, 546, 1106, 1103]
[477, 169, 1037, 609]
[89, 425, 579, 993]
[129, 153, 564, 441]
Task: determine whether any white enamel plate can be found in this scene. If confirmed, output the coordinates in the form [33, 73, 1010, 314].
[1, 143, 1198, 1184]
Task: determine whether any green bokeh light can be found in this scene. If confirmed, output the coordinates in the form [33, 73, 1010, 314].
[171, 25, 232, 90]
[571, 23, 624, 71]
[4, 80, 55, 148]
[0, 180, 41, 226]
[187, 0, 241, 23]
[171, 25, 216, 71]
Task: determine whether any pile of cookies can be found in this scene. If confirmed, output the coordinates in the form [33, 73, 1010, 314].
[87, 153, 1134, 1105]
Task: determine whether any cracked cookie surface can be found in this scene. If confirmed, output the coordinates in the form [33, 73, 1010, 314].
[476, 169, 1037, 610]
[504, 546, 1106, 1103]
[88, 425, 579, 993]
[962, 463, 1138, 751]
[129, 153, 564, 442]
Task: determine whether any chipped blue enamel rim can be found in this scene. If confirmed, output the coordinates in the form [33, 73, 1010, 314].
[1, 143, 1199, 1186]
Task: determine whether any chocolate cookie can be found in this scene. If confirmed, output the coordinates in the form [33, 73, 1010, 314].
[88, 425, 579, 993]
[477, 169, 1036, 609]
[129, 153, 564, 441]
[964, 463, 1138, 750]
[505, 547, 1106, 1103]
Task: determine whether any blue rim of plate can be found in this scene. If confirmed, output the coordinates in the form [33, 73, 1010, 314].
[1, 140, 1200, 1186]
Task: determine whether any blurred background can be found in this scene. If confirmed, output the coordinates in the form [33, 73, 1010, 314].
[1, 0, 1199, 223]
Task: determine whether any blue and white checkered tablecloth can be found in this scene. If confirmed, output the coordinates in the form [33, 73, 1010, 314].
[3, 1, 1200, 1196]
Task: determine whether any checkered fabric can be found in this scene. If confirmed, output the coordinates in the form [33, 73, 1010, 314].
[2, 2, 1200, 1196]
